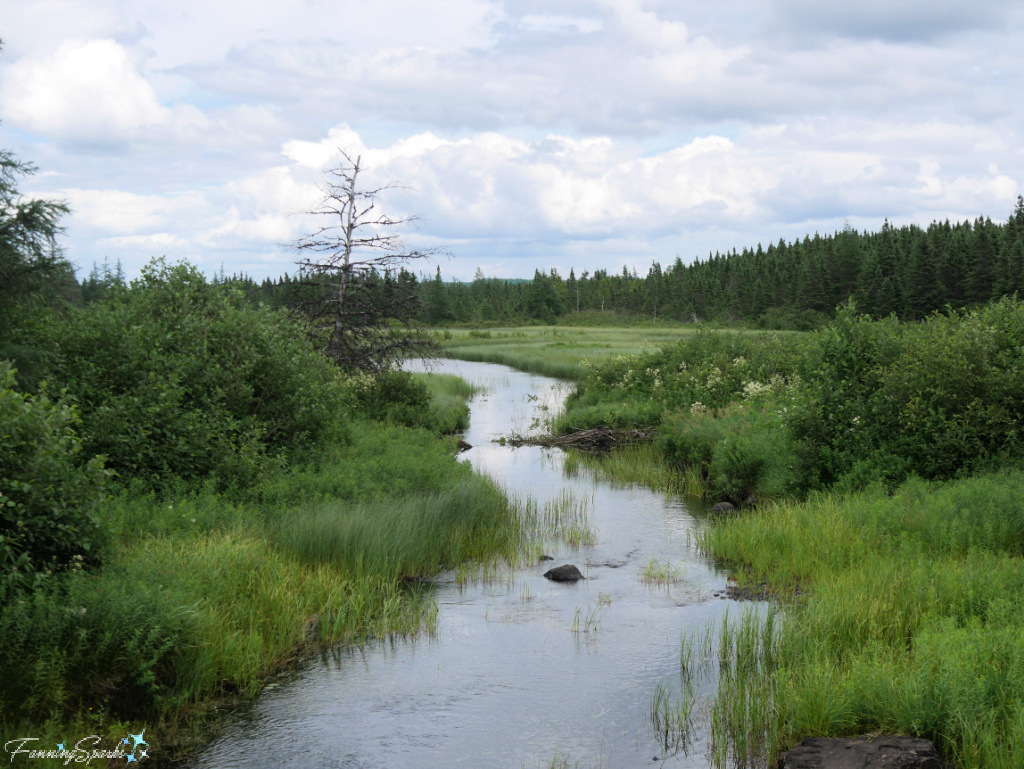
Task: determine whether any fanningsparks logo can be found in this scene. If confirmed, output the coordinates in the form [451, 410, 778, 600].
[5, 730, 150, 764]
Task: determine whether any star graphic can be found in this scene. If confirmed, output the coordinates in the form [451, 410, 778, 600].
[56, 743, 65, 752]
[127, 755, 137, 764]
[139, 749, 148, 759]
[123, 737, 131, 746]
[129, 730, 148, 750]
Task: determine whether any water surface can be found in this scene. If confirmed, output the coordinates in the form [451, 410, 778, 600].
[191, 359, 747, 769]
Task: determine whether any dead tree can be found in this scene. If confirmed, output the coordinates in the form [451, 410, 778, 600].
[292, 150, 440, 372]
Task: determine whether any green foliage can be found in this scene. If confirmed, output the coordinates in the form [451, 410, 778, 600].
[275, 476, 513, 580]
[658, 405, 798, 503]
[412, 373, 476, 434]
[0, 150, 76, 390]
[565, 329, 810, 429]
[0, 569, 188, 718]
[48, 259, 345, 488]
[345, 370, 431, 429]
[0, 363, 108, 595]
[700, 470, 1024, 768]
[790, 298, 1024, 489]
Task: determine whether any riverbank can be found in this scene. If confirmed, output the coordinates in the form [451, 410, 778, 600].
[0, 379, 522, 768]
[442, 303, 1024, 768]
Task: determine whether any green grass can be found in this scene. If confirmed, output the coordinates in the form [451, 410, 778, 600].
[639, 557, 686, 586]
[440, 326, 704, 379]
[0, 377, 511, 766]
[693, 470, 1024, 769]
[411, 372, 479, 433]
[562, 443, 705, 497]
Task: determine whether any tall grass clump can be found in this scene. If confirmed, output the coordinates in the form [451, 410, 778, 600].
[274, 476, 517, 579]
[412, 372, 478, 433]
[562, 443, 703, 496]
[698, 469, 1024, 769]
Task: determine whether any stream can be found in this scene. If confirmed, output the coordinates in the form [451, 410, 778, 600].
[189, 359, 753, 769]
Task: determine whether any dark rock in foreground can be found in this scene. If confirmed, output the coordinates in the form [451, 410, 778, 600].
[543, 564, 584, 582]
[781, 735, 950, 769]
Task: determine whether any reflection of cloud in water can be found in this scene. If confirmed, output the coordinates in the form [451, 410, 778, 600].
[192, 358, 761, 769]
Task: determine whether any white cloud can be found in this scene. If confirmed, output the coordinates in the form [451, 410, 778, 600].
[63, 188, 206, 233]
[2, 38, 207, 143]
[1, 0, 1021, 282]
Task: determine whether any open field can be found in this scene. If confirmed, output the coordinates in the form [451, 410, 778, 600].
[439, 325, 709, 379]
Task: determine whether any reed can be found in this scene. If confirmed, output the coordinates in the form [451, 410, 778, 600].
[639, 557, 686, 586]
[696, 470, 1024, 769]
[561, 444, 703, 497]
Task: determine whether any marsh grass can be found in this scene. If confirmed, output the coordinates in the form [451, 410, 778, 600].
[639, 557, 686, 586]
[571, 604, 604, 636]
[696, 470, 1024, 769]
[562, 444, 704, 497]
[649, 678, 696, 755]
[412, 372, 480, 434]
[442, 326, 701, 380]
[539, 488, 597, 547]
[274, 477, 516, 581]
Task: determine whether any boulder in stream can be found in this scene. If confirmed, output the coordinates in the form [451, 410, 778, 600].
[543, 564, 584, 582]
[780, 735, 950, 769]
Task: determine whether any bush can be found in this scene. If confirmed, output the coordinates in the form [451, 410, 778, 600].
[0, 362, 108, 595]
[789, 298, 1024, 489]
[658, 404, 799, 502]
[0, 569, 188, 718]
[346, 370, 431, 428]
[47, 259, 345, 488]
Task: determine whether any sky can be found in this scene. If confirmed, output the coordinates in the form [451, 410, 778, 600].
[2, 0, 1023, 282]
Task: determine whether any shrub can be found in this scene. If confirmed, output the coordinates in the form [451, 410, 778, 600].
[659, 404, 799, 502]
[789, 298, 1024, 489]
[345, 370, 431, 428]
[0, 362, 108, 595]
[47, 259, 345, 488]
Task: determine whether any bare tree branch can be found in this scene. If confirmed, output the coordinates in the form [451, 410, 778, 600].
[289, 151, 442, 373]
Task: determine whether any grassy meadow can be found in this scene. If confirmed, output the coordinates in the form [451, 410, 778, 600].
[439, 325, 712, 379]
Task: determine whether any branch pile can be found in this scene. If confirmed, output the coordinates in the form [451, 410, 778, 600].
[506, 426, 656, 453]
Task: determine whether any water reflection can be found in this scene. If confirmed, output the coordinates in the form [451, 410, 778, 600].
[190, 359, 746, 769]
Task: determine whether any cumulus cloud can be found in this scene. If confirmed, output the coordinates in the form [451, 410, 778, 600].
[769, 0, 1017, 43]
[2, 38, 206, 143]
[1, 0, 1021, 281]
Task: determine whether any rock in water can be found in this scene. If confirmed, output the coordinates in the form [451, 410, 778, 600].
[457, 439, 472, 451]
[781, 735, 950, 769]
[543, 564, 584, 582]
